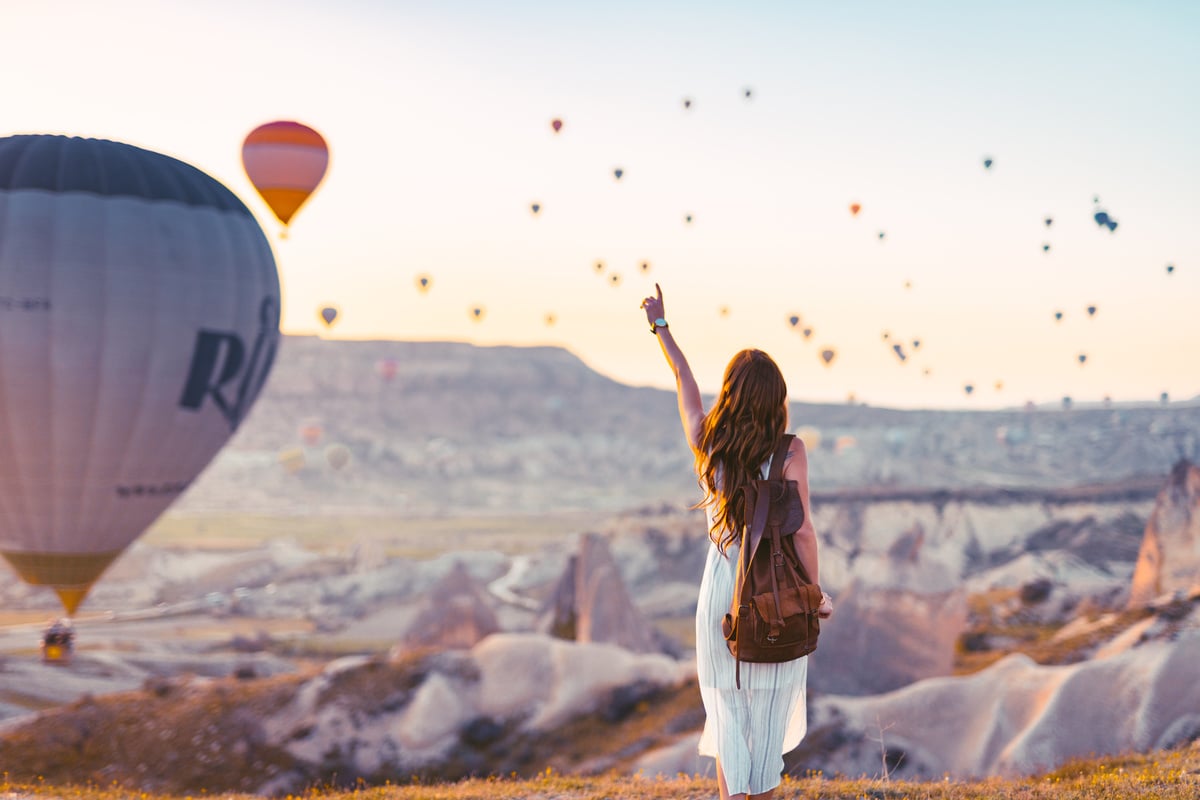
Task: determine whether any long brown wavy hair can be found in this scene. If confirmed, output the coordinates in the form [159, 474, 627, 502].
[695, 349, 788, 554]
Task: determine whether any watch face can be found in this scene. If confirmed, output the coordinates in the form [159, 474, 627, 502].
[655, 318, 667, 327]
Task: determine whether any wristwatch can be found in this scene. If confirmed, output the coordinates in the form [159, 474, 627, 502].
[650, 317, 668, 335]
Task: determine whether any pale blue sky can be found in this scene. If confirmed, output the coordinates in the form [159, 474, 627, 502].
[3, 0, 1196, 406]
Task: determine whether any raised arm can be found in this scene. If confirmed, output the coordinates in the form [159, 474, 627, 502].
[641, 284, 704, 451]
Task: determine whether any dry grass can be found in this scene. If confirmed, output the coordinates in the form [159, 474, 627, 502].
[955, 590, 1178, 675]
[3, 745, 1200, 799]
[0, 651, 705, 796]
[0, 669, 312, 795]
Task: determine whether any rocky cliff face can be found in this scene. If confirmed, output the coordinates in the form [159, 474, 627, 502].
[790, 626, 1200, 780]
[537, 533, 679, 656]
[176, 336, 1200, 515]
[1129, 460, 1200, 607]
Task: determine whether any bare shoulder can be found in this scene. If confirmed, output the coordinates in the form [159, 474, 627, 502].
[783, 435, 809, 478]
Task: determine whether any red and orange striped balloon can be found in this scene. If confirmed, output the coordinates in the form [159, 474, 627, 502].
[242, 121, 328, 228]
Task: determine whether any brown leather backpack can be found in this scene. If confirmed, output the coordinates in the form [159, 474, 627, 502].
[721, 433, 823, 688]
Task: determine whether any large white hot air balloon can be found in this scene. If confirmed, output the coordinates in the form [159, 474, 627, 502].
[0, 135, 280, 615]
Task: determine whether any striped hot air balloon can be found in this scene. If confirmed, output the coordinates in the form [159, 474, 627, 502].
[242, 121, 329, 230]
[0, 135, 280, 615]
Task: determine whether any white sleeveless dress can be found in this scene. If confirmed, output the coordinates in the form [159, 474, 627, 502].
[695, 454, 808, 796]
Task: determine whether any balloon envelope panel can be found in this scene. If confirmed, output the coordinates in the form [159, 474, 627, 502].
[0, 135, 280, 612]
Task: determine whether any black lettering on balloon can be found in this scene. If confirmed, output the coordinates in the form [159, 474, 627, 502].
[113, 480, 192, 499]
[178, 330, 245, 422]
[0, 296, 51, 312]
[178, 295, 279, 432]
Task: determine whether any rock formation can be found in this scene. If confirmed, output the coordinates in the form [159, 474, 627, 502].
[793, 629, 1200, 779]
[803, 504, 969, 695]
[256, 633, 691, 793]
[641, 625, 1200, 782]
[538, 533, 679, 656]
[1130, 460, 1200, 607]
[396, 560, 501, 650]
[809, 580, 968, 695]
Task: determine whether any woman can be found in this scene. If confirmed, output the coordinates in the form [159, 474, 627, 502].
[641, 284, 832, 800]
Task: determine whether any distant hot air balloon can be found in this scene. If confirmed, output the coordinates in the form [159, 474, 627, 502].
[613, 168, 624, 180]
[788, 315, 801, 328]
[1166, 264, 1175, 275]
[0, 135, 280, 615]
[610, 274, 622, 287]
[299, 419, 323, 447]
[376, 358, 399, 382]
[278, 447, 306, 475]
[982, 157, 993, 169]
[849, 203, 861, 216]
[684, 213, 694, 224]
[1161, 391, 1170, 405]
[319, 306, 339, 327]
[881, 331, 890, 341]
[1044, 216, 1054, 227]
[911, 339, 921, 350]
[1054, 311, 1064, 322]
[325, 443, 351, 471]
[892, 344, 907, 362]
[594, 260, 605, 274]
[743, 87, 754, 99]
[878, 231, 886, 241]
[904, 280, 912, 290]
[471, 306, 485, 321]
[1094, 207, 1118, 231]
[242, 121, 328, 231]
[416, 274, 432, 293]
[551, 118, 563, 133]
[802, 327, 813, 340]
[545, 313, 557, 326]
[964, 384, 975, 396]
[995, 380, 1004, 391]
[1078, 353, 1088, 365]
[820, 349, 836, 366]
[1086, 305, 1097, 317]
[639, 260, 651, 274]
[719, 306, 730, 318]
[1062, 396, 1073, 410]
[923, 368, 932, 377]
[1042, 243, 1051, 253]
[530, 203, 542, 216]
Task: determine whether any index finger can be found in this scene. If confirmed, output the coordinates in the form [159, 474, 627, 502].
[655, 283, 663, 302]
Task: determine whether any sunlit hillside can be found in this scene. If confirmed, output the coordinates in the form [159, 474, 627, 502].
[174, 336, 1200, 516]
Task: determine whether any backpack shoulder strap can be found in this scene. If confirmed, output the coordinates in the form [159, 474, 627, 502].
[767, 434, 795, 481]
[743, 482, 772, 564]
